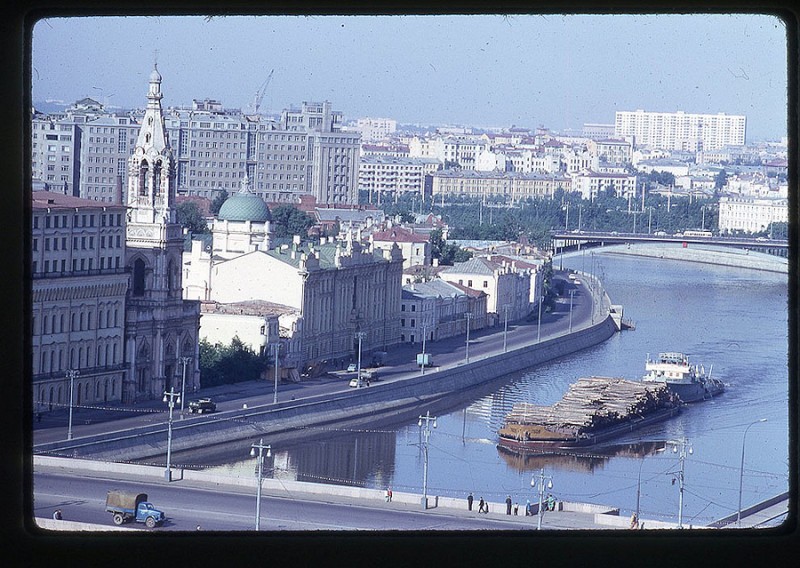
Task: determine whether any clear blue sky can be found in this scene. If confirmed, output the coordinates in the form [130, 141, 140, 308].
[31, 13, 788, 141]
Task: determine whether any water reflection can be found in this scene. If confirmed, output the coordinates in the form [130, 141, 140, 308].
[496, 441, 668, 474]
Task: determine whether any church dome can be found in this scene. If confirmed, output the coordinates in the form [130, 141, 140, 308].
[218, 192, 272, 223]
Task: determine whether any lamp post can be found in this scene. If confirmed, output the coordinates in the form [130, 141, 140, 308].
[568, 289, 576, 332]
[418, 411, 437, 509]
[531, 468, 553, 530]
[250, 438, 271, 531]
[179, 356, 191, 413]
[502, 304, 510, 353]
[738, 418, 767, 527]
[272, 343, 280, 404]
[635, 447, 665, 521]
[355, 331, 366, 388]
[163, 388, 180, 482]
[65, 369, 79, 441]
[464, 313, 472, 363]
[420, 324, 427, 376]
[667, 438, 693, 528]
[537, 296, 543, 343]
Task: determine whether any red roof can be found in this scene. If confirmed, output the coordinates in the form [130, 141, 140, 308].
[371, 226, 429, 243]
[31, 191, 123, 210]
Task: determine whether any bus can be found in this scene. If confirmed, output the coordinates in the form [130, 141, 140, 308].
[681, 230, 713, 238]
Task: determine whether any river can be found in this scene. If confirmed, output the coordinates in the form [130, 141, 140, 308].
[206, 248, 790, 528]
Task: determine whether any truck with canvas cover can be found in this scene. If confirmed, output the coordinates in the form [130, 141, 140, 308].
[105, 490, 165, 528]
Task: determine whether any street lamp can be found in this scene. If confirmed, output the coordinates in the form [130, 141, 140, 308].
[531, 468, 553, 530]
[272, 343, 280, 404]
[568, 289, 576, 333]
[738, 418, 767, 527]
[162, 388, 181, 482]
[250, 438, 272, 531]
[65, 369, 79, 441]
[502, 304, 510, 353]
[420, 323, 427, 376]
[667, 438, 693, 528]
[464, 313, 472, 363]
[635, 447, 665, 521]
[355, 331, 366, 388]
[179, 356, 191, 413]
[418, 411, 437, 509]
[537, 296, 543, 343]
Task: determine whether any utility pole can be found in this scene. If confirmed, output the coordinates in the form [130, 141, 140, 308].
[502, 304, 510, 352]
[179, 356, 191, 414]
[738, 419, 767, 527]
[668, 438, 693, 528]
[65, 369, 79, 441]
[250, 438, 271, 531]
[418, 411, 437, 509]
[355, 331, 366, 388]
[531, 468, 553, 530]
[464, 313, 472, 363]
[162, 388, 180, 482]
[272, 343, 280, 404]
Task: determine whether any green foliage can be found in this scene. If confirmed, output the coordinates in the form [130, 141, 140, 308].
[176, 201, 209, 234]
[714, 169, 728, 190]
[429, 227, 472, 265]
[210, 190, 229, 216]
[199, 336, 269, 388]
[271, 204, 314, 238]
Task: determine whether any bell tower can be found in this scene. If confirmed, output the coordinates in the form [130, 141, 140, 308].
[124, 64, 200, 404]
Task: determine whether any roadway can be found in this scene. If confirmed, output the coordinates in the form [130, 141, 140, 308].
[551, 230, 789, 251]
[33, 271, 596, 449]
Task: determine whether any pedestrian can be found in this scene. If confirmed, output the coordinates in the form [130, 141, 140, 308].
[467, 492, 474, 511]
[387, 487, 392, 502]
[506, 495, 512, 515]
[384, 488, 390, 502]
[630, 513, 639, 530]
[546, 493, 556, 511]
[53, 509, 62, 521]
[514, 502, 519, 516]
[478, 497, 486, 513]
[525, 499, 531, 516]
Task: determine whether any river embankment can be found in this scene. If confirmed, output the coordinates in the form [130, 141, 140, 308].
[594, 242, 788, 273]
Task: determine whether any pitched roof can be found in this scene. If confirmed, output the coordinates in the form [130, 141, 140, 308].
[371, 226, 429, 243]
[439, 256, 499, 276]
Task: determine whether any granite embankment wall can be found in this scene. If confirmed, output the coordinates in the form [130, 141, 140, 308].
[601, 243, 788, 273]
[35, 316, 619, 463]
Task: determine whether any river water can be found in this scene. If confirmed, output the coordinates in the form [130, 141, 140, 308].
[207, 248, 790, 528]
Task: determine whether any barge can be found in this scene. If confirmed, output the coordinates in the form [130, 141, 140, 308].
[497, 376, 682, 453]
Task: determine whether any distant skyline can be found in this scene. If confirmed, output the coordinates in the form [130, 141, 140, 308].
[31, 13, 788, 141]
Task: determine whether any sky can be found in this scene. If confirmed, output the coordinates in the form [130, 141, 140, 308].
[30, 13, 789, 141]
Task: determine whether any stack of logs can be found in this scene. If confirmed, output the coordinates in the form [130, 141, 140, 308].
[502, 376, 679, 437]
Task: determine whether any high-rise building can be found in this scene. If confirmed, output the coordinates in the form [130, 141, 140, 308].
[614, 110, 746, 152]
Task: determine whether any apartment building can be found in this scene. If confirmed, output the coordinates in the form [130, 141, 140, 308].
[615, 110, 746, 151]
[399, 279, 488, 344]
[358, 155, 440, 199]
[430, 170, 571, 201]
[570, 170, 638, 200]
[354, 117, 397, 143]
[718, 196, 788, 233]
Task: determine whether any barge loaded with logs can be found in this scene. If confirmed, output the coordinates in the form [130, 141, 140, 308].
[497, 376, 682, 454]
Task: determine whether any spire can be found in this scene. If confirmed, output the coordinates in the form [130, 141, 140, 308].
[136, 63, 170, 153]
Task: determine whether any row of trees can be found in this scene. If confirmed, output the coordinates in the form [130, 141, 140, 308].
[199, 337, 269, 388]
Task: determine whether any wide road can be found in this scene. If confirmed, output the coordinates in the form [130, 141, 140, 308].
[33, 271, 596, 448]
[33, 469, 538, 531]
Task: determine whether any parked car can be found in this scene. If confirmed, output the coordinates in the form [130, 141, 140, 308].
[188, 398, 216, 414]
[346, 363, 358, 372]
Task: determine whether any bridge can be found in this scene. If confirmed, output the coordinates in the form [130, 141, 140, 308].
[551, 230, 789, 256]
[708, 491, 790, 529]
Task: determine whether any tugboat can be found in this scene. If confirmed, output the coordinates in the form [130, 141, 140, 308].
[497, 376, 682, 454]
[642, 352, 725, 403]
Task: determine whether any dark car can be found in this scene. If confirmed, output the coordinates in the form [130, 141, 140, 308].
[188, 398, 216, 414]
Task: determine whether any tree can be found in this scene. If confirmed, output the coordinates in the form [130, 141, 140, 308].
[271, 204, 314, 238]
[210, 190, 229, 216]
[714, 169, 728, 190]
[199, 336, 268, 388]
[176, 201, 209, 234]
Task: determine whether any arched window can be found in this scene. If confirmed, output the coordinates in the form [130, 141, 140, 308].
[113, 343, 118, 364]
[78, 347, 83, 369]
[57, 386, 63, 404]
[58, 349, 63, 371]
[139, 160, 149, 196]
[153, 161, 162, 195]
[86, 346, 91, 368]
[105, 344, 110, 366]
[39, 350, 46, 374]
[98, 310, 104, 329]
[167, 260, 175, 293]
[80, 312, 85, 330]
[60, 314, 65, 332]
[49, 387, 54, 410]
[133, 258, 146, 296]
[71, 313, 76, 331]
[96, 381, 101, 398]
[88, 312, 93, 330]
[77, 383, 82, 405]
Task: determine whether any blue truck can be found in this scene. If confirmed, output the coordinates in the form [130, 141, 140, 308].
[105, 490, 166, 528]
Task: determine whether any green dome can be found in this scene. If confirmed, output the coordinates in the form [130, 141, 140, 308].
[218, 193, 272, 223]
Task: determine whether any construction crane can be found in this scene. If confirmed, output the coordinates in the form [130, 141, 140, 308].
[252, 69, 274, 114]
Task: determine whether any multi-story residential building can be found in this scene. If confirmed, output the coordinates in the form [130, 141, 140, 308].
[615, 110, 746, 152]
[588, 138, 633, 165]
[370, 225, 431, 269]
[718, 196, 788, 234]
[582, 123, 616, 139]
[408, 135, 490, 170]
[400, 279, 488, 344]
[570, 170, 638, 200]
[358, 155, 440, 200]
[438, 256, 532, 324]
[33, 95, 360, 206]
[199, 299, 284, 358]
[354, 117, 397, 143]
[31, 192, 129, 412]
[430, 170, 571, 201]
[124, 64, 201, 402]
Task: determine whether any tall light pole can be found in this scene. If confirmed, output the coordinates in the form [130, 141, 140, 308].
[502, 304, 510, 353]
[163, 388, 180, 482]
[65, 369, 79, 441]
[531, 468, 553, 530]
[420, 323, 427, 375]
[568, 289, 576, 332]
[179, 356, 191, 413]
[418, 410, 437, 509]
[464, 313, 472, 363]
[272, 343, 280, 404]
[537, 296, 543, 343]
[355, 331, 366, 388]
[250, 438, 271, 531]
[738, 418, 767, 527]
[636, 447, 665, 521]
[668, 438, 693, 528]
